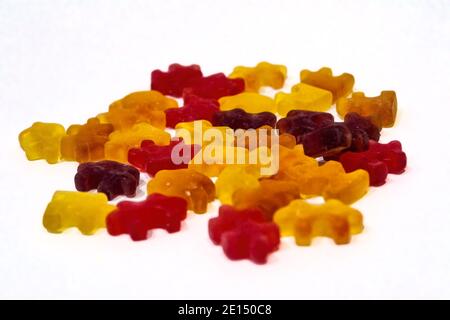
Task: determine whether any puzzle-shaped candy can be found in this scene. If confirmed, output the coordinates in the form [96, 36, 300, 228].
[43, 191, 116, 235]
[275, 83, 333, 116]
[232, 179, 300, 220]
[165, 95, 220, 128]
[151, 64, 203, 97]
[147, 168, 215, 213]
[183, 73, 245, 100]
[339, 140, 407, 186]
[219, 92, 276, 113]
[212, 108, 277, 130]
[75, 160, 140, 200]
[99, 91, 177, 130]
[61, 118, 114, 163]
[302, 123, 352, 158]
[276, 110, 335, 144]
[104, 123, 170, 162]
[106, 193, 188, 241]
[209, 205, 280, 264]
[300, 67, 354, 102]
[336, 91, 397, 128]
[273, 199, 364, 246]
[229, 62, 287, 92]
[128, 139, 200, 176]
[19, 122, 66, 164]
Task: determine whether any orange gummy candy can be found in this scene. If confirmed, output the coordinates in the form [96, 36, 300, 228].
[147, 168, 215, 214]
[229, 62, 287, 92]
[61, 118, 114, 163]
[232, 179, 300, 220]
[336, 91, 397, 128]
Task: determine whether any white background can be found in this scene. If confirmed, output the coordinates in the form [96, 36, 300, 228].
[1, 0, 450, 299]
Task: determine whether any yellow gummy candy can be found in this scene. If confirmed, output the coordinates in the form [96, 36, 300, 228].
[229, 61, 287, 92]
[275, 83, 333, 116]
[215, 166, 261, 204]
[43, 191, 116, 235]
[219, 92, 276, 113]
[19, 122, 66, 164]
[105, 123, 170, 162]
[273, 199, 364, 246]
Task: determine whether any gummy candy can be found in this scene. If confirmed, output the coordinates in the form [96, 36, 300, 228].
[106, 193, 188, 241]
[234, 125, 297, 150]
[276, 110, 335, 144]
[343, 112, 381, 152]
[19, 122, 66, 164]
[212, 108, 277, 130]
[215, 166, 260, 204]
[229, 62, 287, 92]
[183, 73, 245, 100]
[273, 199, 363, 246]
[128, 139, 200, 176]
[336, 91, 397, 128]
[99, 91, 177, 130]
[302, 123, 352, 158]
[165, 95, 220, 128]
[300, 67, 354, 102]
[232, 179, 300, 220]
[209, 205, 280, 264]
[75, 160, 140, 200]
[275, 83, 333, 116]
[61, 118, 114, 163]
[43, 191, 116, 235]
[104, 123, 170, 163]
[339, 140, 406, 186]
[219, 92, 276, 113]
[147, 169, 215, 214]
[151, 64, 203, 97]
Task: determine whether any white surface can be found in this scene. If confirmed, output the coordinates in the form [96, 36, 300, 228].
[1, 0, 450, 299]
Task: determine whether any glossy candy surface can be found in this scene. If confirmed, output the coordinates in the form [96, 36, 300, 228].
[147, 168, 215, 213]
[212, 108, 277, 130]
[19, 122, 66, 164]
[229, 62, 287, 92]
[75, 160, 140, 200]
[43, 191, 116, 235]
[300, 67, 355, 102]
[128, 139, 200, 176]
[165, 95, 219, 128]
[183, 73, 245, 100]
[106, 193, 188, 241]
[273, 199, 363, 246]
[209, 205, 280, 264]
[219, 92, 276, 113]
[336, 91, 397, 128]
[151, 64, 203, 97]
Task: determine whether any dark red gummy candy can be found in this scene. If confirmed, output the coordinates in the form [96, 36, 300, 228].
[212, 108, 277, 130]
[208, 205, 280, 264]
[128, 138, 200, 176]
[165, 95, 220, 128]
[343, 112, 381, 152]
[106, 193, 188, 241]
[339, 140, 407, 186]
[151, 64, 203, 97]
[75, 160, 140, 200]
[276, 110, 335, 143]
[183, 73, 245, 100]
[302, 123, 352, 158]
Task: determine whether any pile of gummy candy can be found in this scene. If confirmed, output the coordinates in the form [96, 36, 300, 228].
[19, 62, 407, 264]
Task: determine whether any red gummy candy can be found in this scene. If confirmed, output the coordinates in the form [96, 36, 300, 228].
[151, 64, 203, 97]
[339, 140, 407, 186]
[106, 193, 188, 241]
[302, 123, 352, 158]
[165, 95, 220, 128]
[128, 138, 200, 176]
[184, 73, 245, 100]
[208, 205, 280, 264]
